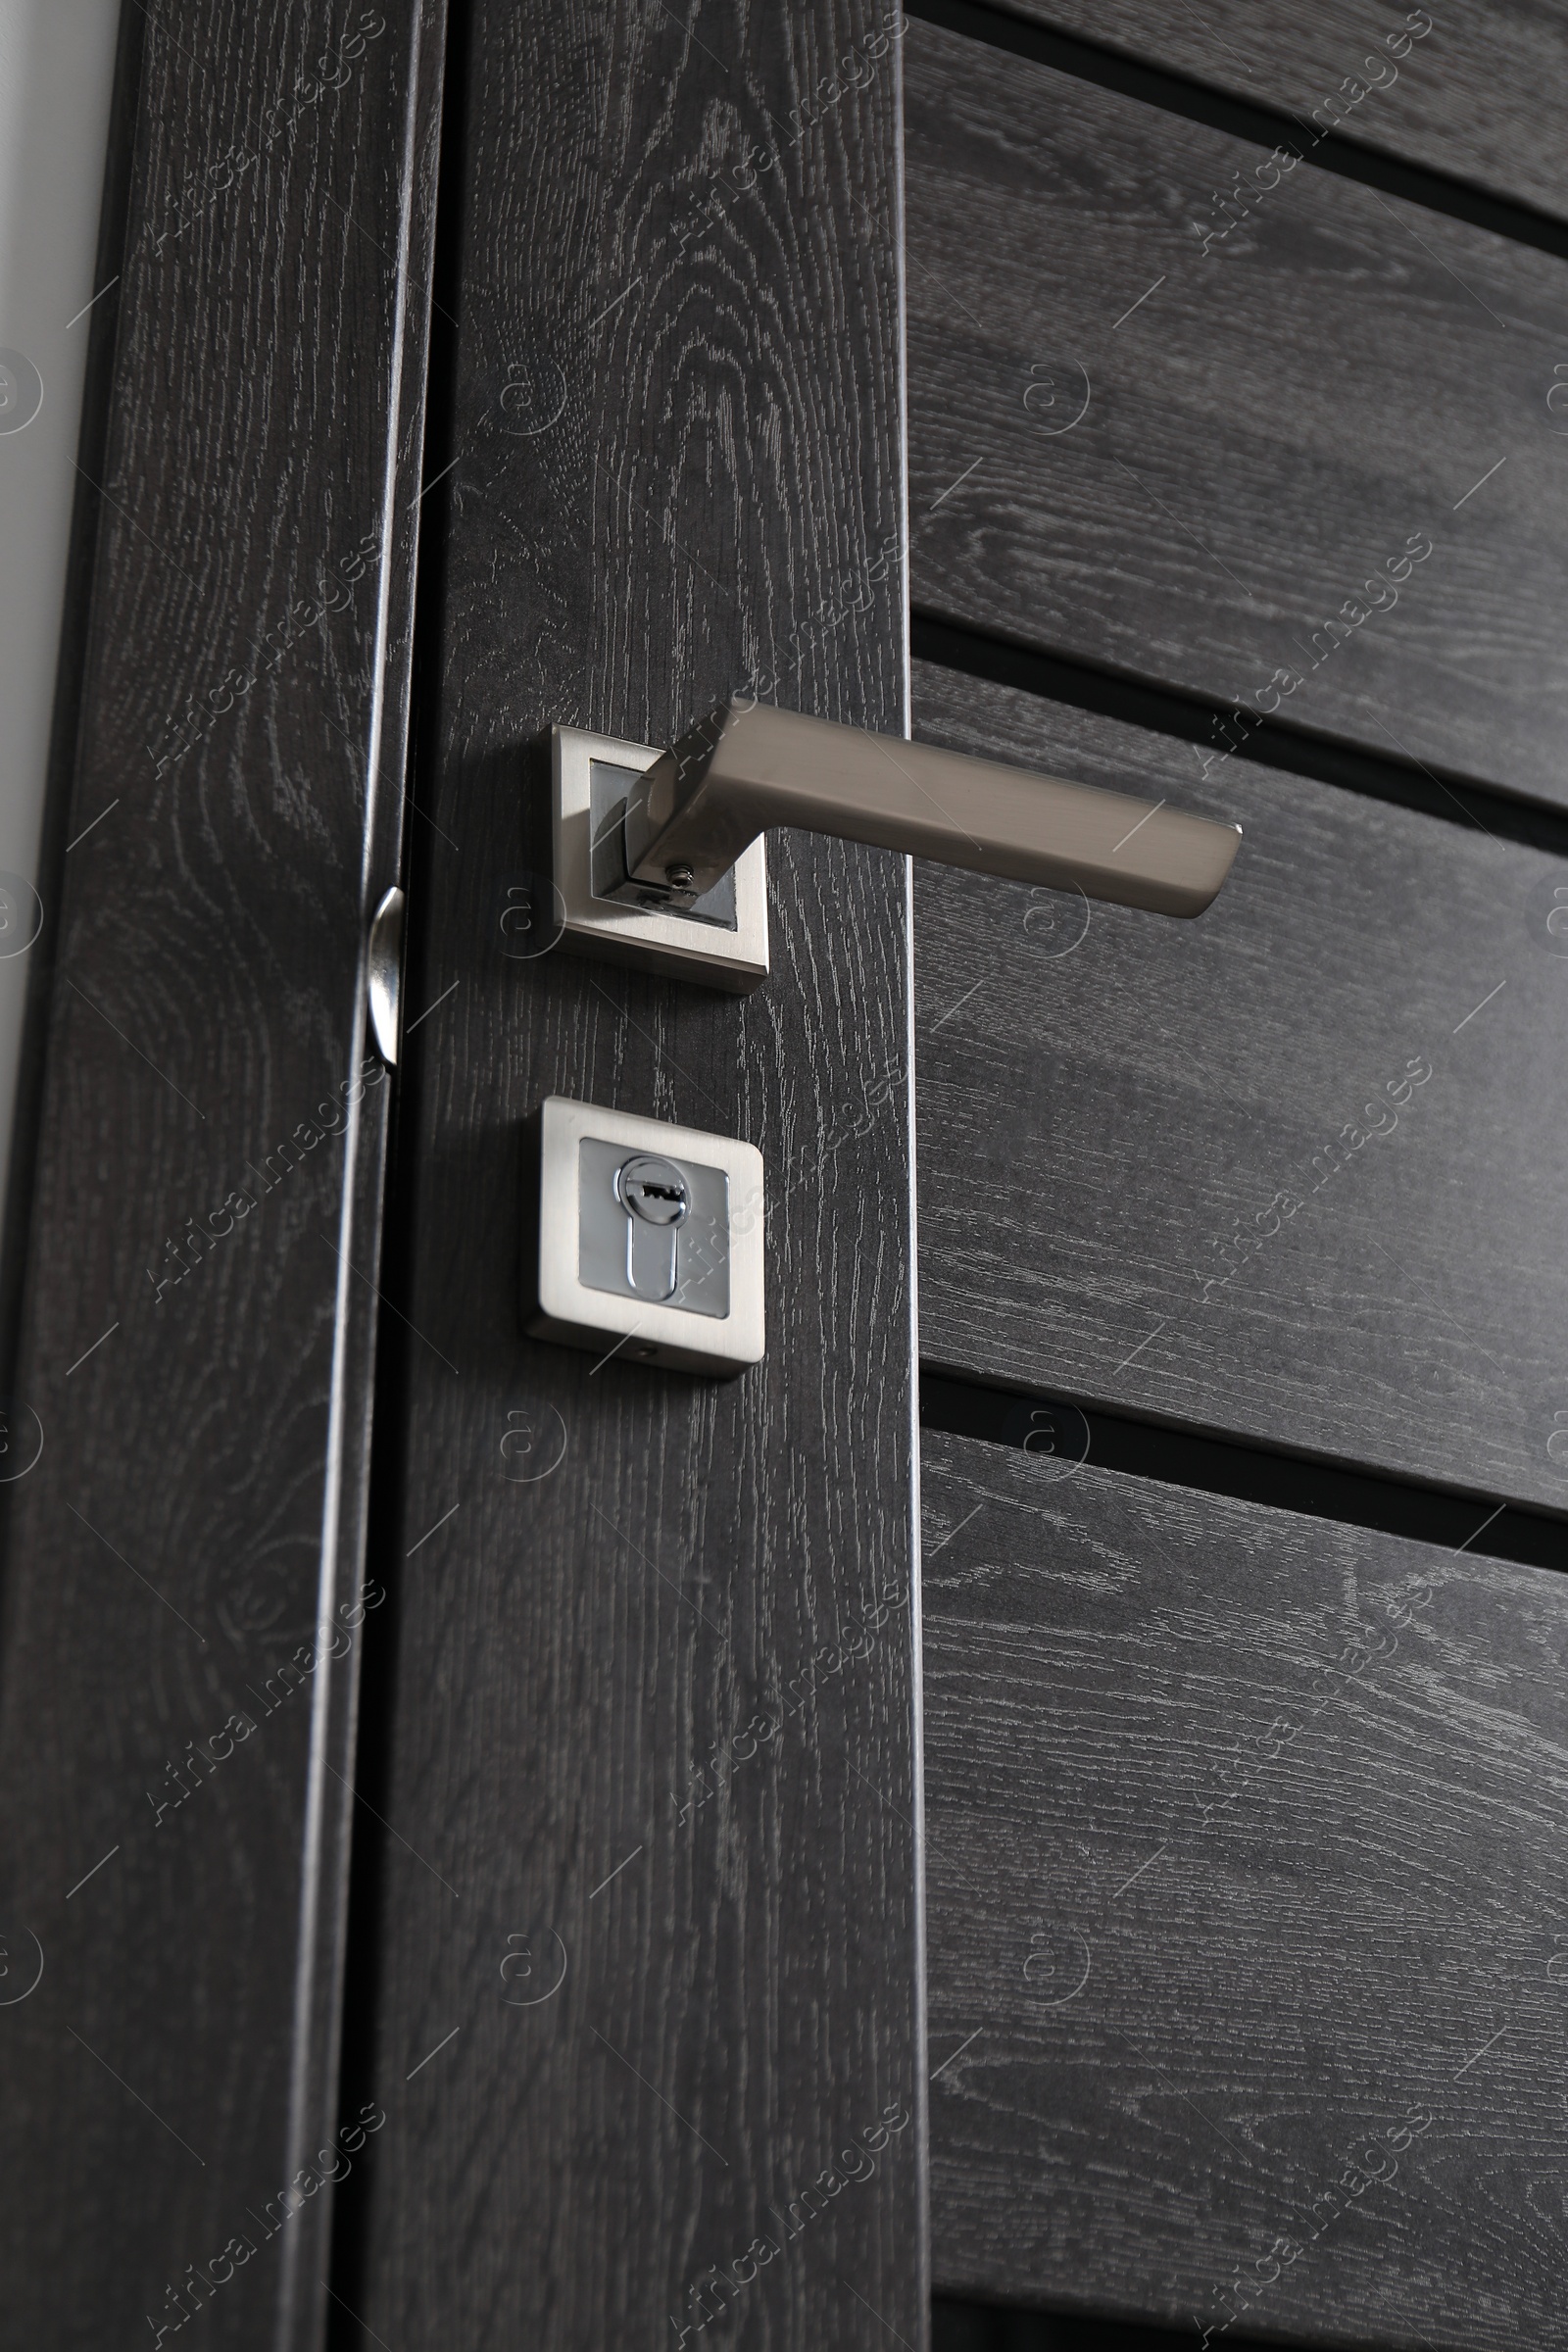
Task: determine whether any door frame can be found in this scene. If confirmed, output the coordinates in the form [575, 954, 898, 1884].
[0, 5, 446, 2344]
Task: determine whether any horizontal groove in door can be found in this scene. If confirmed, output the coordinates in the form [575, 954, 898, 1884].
[922, 1428, 1568, 2343]
[912, 612, 1568, 863]
[906, 0, 1568, 256]
[910, 658, 1568, 1515]
[921, 1374, 1567, 1575]
[906, 17, 1568, 814]
[933, 2293, 1279, 2349]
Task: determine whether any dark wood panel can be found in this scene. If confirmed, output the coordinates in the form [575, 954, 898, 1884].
[911, 658, 1568, 1513]
[923, 1430, 1568, 2348]
[338, 8, 925, 2350]
[906, 17, 1568, 810]
[0, 7, 445, 2348]
[991, 0, 1568, 226]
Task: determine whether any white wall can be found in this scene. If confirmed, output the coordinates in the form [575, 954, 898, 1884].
[0, 0, 122, 1227]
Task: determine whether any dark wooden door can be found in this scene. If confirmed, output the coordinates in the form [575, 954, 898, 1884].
[11, 5, 1568, 2350]
[904, 5, 1568, 2348]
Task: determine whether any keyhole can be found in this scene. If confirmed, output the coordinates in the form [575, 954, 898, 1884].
[615, 1154, 690, 1298]
[617, 1155, 691, 1226]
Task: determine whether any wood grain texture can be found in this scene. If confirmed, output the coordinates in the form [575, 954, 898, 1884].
[905, 16, 1568, 811]
[988, 0, 1568, 226]
[0, 7, 445, 2348]
[338, 7, 925, 2349]
[911, 659, 1568, 1514]
[922, 1430, 1568, 2348]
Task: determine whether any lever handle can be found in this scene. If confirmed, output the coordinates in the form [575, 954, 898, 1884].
[611, 698, 1240, 919]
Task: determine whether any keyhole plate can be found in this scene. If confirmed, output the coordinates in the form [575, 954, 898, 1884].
[523, 1096, 763, 1376]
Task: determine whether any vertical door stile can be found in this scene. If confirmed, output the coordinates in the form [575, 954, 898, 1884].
[337, 6, 926, 2348]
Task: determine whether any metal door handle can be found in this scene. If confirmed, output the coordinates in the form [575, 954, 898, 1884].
[604, 698, 1240, 920]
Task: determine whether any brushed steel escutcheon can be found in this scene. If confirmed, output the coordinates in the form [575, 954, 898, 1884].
[547, 728, 770, 992]
[525, 1098, 760, 1376]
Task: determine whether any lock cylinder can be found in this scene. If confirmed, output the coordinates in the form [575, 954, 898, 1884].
[614, 1153, 692, 1299]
